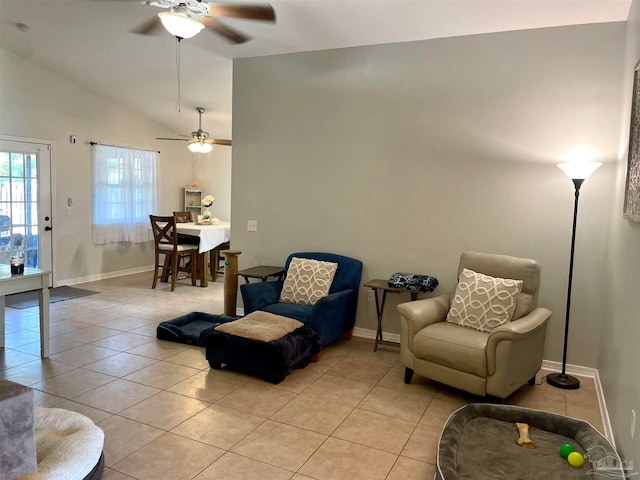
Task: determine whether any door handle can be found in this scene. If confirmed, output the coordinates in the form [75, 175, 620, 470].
[44, 226, 52, 231]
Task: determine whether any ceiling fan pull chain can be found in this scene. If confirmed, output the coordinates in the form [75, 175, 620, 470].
[176, 36, 182, 114]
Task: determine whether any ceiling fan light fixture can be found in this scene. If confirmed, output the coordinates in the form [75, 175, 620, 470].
[158, 12, 204, 39]
[188, 141, 202, 153]
[158, 107, 231, 151]
[188, 140, 213, 153]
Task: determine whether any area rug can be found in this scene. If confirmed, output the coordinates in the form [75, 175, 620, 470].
[5, 286, 99, 309]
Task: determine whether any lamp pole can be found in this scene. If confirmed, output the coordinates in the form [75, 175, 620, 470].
[547, 162, 601, 390]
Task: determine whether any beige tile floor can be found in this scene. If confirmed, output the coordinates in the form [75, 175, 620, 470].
[1, 272, 605, 480]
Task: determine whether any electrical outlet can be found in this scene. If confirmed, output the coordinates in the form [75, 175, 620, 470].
[66, 206, 75, 216]
[631, 410, 636, 440]
[368, 290, 375, 302]
[247, 220, 258, 232]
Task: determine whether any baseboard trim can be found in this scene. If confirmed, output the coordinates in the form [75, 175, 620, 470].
[57, 265, 154, 286]
[353, 327, 614, 445]
[352, 327, 400, 343]
[540, 359, 597, 379]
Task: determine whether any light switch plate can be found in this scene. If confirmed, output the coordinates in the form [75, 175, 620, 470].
[66, 206, 75, 216]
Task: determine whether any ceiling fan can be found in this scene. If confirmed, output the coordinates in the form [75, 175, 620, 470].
[129, 0, 276, 44]
[157, 107, 231, 153]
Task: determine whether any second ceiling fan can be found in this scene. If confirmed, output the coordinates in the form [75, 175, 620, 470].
[157, 107, 231, 153]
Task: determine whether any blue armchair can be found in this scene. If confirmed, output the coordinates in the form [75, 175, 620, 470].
[240, 252, 363, 347]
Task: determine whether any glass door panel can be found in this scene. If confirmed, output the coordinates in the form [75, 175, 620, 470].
[0, 139, 52, 279]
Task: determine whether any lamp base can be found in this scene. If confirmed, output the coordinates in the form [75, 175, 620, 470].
[547, 373, 580, 390]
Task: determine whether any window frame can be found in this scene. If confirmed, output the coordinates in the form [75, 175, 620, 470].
[91, 144, 158, 245]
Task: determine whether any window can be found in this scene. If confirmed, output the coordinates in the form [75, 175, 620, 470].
[92, 145, 157, 244]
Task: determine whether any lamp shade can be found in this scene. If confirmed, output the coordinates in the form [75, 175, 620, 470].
[188, 141, 201, 153]
[557, 162, 602, 180]
[158, 12, 204, 39]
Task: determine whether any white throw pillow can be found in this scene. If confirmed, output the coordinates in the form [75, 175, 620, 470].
[280, 257, 338, 305]
[446, 268, 523, 333]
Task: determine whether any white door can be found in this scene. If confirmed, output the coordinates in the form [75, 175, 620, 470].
[0, 139, 53, 283]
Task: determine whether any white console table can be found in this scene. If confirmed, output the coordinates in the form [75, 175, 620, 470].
[0, 266, 51, 358]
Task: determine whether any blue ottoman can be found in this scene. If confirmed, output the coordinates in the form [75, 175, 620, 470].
[200, 312, 322, 384]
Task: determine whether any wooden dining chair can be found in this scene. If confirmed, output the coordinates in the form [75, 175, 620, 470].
[149, 215, 199, 291]
[173, 211, 192, 223]
[210, 241, 230, 282]
[174, 211, 206, 280]
[174, 211, 200, 243]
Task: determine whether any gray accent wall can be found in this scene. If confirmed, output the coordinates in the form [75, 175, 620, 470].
[232, 22, 625, 370]
[599, 0, 640, 465]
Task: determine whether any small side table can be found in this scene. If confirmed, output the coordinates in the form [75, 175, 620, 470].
[1, 267, 51, 358]
[237, 265, 285, 284]
[363, 279, 420, 352]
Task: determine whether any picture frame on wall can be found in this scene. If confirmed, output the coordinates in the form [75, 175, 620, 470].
[624, 60, 640, 222]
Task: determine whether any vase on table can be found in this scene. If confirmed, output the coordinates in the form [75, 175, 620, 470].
[202, 207, 212, 223]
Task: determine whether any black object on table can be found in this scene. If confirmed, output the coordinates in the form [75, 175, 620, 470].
[363, 279, 421, 352]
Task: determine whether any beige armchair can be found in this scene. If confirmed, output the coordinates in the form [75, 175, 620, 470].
[398, 251, 551, 399]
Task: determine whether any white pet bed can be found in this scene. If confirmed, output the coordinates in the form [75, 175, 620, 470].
[34, 408, 104, 480]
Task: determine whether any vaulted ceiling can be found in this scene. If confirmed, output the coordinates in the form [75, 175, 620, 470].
[0, 0, 631, 139]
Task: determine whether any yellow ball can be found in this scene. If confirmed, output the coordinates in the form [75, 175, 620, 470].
[567, 451, 584, 467]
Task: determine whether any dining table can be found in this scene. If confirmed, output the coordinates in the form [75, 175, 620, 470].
[175, 221, 231, 287]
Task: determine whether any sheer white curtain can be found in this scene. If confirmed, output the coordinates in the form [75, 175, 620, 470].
[92, 145, 157, 244]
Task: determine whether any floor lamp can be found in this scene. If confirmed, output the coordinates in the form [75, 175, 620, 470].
[547, 161, 602, 390]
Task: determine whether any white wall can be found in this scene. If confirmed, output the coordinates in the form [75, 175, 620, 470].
[193, 147, 232, 222]
[0, 45, 218, 283]
[232, 22, 625, 368]
[599, 0, 640, 464]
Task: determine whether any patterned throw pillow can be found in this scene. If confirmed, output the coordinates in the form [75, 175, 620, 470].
[446, 268, 523, 333]
[280, 257, 338, 305]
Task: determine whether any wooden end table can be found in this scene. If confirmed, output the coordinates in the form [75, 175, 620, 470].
[237, 265, 285, 283]
[363, 279, 420, 352]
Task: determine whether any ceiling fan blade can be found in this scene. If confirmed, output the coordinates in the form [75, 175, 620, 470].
[200, 17, 251, 44]
[211, 139, 232, 146]
[156, 137, 189, 141]
[131, 16, 163, 35]
[207, 3, 276, 22]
